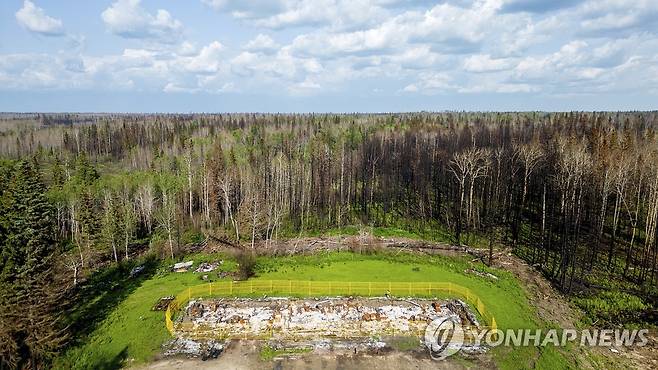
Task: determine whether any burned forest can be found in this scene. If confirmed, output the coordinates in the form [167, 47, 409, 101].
[1, 111, 657, 368]
[3, 112, 658, 290]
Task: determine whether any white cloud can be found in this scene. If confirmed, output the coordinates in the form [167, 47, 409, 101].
[402, 84, 418, 92]
[201, 0, 286, 20]
[287, 1, 525, 58]
[256, 0, 388, 29]
[178, 41, 198, 56]
[181, 41, 224, 74]
[244, 34, 280, 53]
[407, 2, 500, 50]
[0, 53, 90, 90]
[290, 19, 403, 57]
[500, 15, 564, 54]
[578, 0, 658, 34]
[163, 82, 200, 93]
[501, 0, 583, 13]
[288, 77, 322, 95]
[102, 0, 183, 43]
[577, 67, 605, 80]
[402, 72, 455, 94]
[3, 0, 658, 104]
[459, 82, 538, 93]
[387, 46, 445, 69]
[463, 54, 516, 72]
[514, 40, 590, 80]
[15, 0, 64, 36]
[0, 39, 229, 93]
[506, 35, 658, 95]
[203, 0, 389, 30]
[230, 47, 322, 82]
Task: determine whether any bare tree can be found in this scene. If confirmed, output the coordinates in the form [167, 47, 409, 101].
[516, 143, 543, 206]
[450, 147, 489, 244]
[156, 178, 179, 259]
[137, 181, 154, 234]
[184, 140, 195, 223]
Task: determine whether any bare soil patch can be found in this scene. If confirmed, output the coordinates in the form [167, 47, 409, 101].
[140, 340, 493, 370]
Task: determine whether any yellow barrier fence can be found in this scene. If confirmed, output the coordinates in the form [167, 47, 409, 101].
[165, 280, 497, 335]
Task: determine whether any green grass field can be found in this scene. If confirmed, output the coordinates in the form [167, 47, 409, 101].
[55, 250, 577, 369]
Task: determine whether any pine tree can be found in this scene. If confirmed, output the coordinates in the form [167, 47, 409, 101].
[0, 161, 15, 368]
[74, 154, 98, 186]
[0, 161, 67, 369]
[101, 192, 122, 263]
[51, 156, 65, 188]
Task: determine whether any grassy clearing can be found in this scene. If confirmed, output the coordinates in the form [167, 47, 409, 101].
[572, 291, 647, 327]
[255, 251, 575, 368]
[259, 345, 312, 361]
[54, 265, 200, 369]
[55, 249, 575, 369]
[388, 336, 421, 351]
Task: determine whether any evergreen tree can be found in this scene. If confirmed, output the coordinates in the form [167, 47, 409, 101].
[101, 192, 122, 262]
[74, 154, 98, 186]
[51, 156, 65, 188]
[0, 161, 66, 369]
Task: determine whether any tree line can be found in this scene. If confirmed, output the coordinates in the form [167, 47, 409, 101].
[1, 111, 658, 367]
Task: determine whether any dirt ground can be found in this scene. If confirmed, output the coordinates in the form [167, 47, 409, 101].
[140, 340, 492, 370]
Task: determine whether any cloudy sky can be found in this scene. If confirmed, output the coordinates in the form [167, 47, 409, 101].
[1, 0, 657, 112]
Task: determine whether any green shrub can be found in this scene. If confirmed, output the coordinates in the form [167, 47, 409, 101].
[236, 250, 257, 280]
[573, 291, 647, 325]
[181, 229, 205, 245]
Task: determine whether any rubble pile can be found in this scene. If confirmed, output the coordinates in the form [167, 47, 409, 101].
[179, 297, 477, 339]
[172, 261, 194, 272]
[195, 261, 222, 273]
[446, 299, 480, 329]
[152, 296, 175, 311]
[163, 338, 224, 358]
[464, 268, 498, 280]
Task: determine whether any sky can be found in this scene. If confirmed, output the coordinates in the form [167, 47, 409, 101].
[0, 0, 657, 112]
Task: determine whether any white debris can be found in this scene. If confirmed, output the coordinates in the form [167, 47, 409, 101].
[195, 261, 222, 273]
[181, 298, 470, 340]
[173, 261, 194, 272]
[163, 338, 225, 358]
[465, 268, 498, 280]
[164, 338, 201, 356]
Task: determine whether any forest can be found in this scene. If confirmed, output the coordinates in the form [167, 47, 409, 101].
[1, 111, 657, 368]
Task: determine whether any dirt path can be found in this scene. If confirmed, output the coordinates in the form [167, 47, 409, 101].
[486, 249, 579, 329]
[139, 340, 491, 370]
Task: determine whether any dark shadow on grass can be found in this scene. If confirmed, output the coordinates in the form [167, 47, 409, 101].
[62, 256, 160, 348]
[94, 347, 129, 370]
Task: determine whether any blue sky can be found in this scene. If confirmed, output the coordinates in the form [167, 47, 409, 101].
[1, 0, 657, 112]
